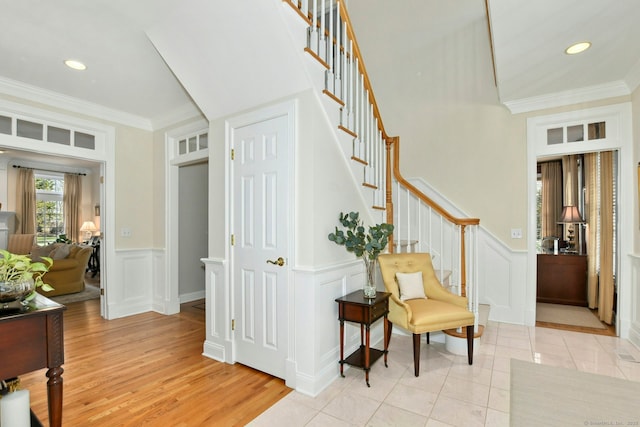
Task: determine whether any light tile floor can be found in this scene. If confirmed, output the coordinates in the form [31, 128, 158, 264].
[249, 322, 640, 426]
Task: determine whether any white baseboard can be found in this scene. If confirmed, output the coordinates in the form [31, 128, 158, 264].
[180, 290, 205, 303]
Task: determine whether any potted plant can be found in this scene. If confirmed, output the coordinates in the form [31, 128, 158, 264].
[0, 250, 53, 305]
[328, 212, 394, 298]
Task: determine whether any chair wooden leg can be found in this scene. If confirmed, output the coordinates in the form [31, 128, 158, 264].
[466, 325, 474, 365]
[413, 333, 421, 377]
[426, 332, 430, 344]
[385, 319, 393, 346]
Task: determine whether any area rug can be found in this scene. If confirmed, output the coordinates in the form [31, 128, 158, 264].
[50, 283, 100, 305]
[536, 302, 606, 329]
[511, 359, 640, 426]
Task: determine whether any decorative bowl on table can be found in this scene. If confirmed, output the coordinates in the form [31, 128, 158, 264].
[0, 280, 35, 304]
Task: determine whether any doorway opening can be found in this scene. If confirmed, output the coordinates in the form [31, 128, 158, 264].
[178, 161, 208, 303]
[535, 152, 617, 335]
[527, 103, 633, 337]
[166, 120, 209, 314]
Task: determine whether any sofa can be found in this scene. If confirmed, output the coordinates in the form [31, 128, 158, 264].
[32, 243, 93, 297]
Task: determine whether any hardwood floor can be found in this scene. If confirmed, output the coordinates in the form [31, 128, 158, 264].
[20, 299, 291, 426]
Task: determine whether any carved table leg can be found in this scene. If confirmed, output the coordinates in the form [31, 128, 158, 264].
[46, 366, 64, 427]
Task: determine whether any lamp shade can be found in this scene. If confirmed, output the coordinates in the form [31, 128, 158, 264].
[80, 221, 98, 232]
[558, 206, 584, 224]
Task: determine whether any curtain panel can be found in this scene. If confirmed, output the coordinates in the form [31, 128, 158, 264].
[15, 168, 36, 234]
[584, 153, 599, 308]
[598, 151, 614, 324]
[64, 174, 82, 243]
[541, 161, 563, 239]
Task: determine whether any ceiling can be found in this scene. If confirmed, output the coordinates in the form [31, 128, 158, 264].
[0, 0, 639, 133]
[487, 0, 640, 112]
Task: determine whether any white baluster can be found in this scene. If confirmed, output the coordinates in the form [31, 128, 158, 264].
[335, 4, 342, 99]
[319, 0, 326, 60]
[309, 0, 318, 52]
[350, 37, 354, 130]
[326, 0, 334, 94]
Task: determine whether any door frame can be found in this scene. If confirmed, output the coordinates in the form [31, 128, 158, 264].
[165, 119, 209, 315]
[526, 102, 633, 337]
[226, 99, 297, 385]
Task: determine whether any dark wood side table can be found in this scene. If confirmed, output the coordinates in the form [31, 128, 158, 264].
[537, 254, 588, 306]
[87, 242, 100, 278]
[335, 290, 390, 387]
[0, 294, 65, 427]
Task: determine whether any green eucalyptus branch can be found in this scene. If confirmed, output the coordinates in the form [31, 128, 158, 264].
[327, 211, 394, 260]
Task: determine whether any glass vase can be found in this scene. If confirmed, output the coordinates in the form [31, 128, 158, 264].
[363, 257, 377, 299]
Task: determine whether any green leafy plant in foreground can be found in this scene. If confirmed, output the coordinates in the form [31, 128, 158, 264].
[0, 250, 54, 297]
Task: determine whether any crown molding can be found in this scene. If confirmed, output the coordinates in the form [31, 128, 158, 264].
[151, 102, 204, 131]
[503, 81, 631, 114]
[0, 76, 155, 131]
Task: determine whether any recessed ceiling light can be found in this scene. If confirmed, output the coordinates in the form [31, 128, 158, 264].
[565, 42, 591, 55]
[64, 59, 87, 71]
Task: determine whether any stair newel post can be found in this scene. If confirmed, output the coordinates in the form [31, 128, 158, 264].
[386, 137, 395, 253]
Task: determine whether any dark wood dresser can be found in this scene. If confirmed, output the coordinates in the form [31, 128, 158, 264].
[536, 254, 588, 306]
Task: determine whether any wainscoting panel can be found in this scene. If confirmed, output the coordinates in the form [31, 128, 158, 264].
[478, 231, 529, 325]
[629, 255, 640, 349]
[151, 249, 177, 315]
[107, 249, 153, 319]
[202, 258, 231, 363]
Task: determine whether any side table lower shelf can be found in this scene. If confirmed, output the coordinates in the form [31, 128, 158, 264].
[342, 345, 385, 369]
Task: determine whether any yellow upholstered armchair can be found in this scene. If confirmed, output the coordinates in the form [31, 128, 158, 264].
[7, 234, 36, 255]
[378, 252, 475, 376]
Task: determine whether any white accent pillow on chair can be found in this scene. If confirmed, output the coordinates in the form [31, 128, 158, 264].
[396, 271, 427, 301]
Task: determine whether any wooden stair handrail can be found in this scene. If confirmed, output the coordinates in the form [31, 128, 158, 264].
[387, 136, 480, 227]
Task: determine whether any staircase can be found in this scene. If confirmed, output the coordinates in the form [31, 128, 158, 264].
[282, 0, 482, 337]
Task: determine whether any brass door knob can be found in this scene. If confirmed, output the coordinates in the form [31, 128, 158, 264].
[266, 257, 285, 266]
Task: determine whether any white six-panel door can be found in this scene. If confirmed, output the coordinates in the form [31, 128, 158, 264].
[232, 114, 289, 379]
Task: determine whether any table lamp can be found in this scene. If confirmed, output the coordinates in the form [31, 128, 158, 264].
[558, 205, 584, 253]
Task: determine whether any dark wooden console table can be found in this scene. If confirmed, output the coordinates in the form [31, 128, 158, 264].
[537, 253, 588, 306]
[335, 290, 390, 387]
[0, 294, 65, 427]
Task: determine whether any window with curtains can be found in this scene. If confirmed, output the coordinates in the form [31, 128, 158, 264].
[35, 173, 64, 245]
